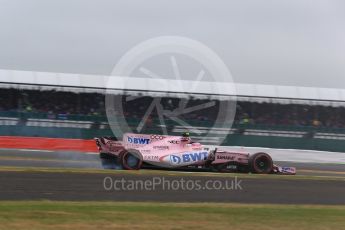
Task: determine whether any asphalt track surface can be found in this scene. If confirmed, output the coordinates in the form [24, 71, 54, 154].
[0, 149, 344, 204]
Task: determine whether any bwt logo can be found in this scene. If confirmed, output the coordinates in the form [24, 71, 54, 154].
[169, 155, 181, 164]
[127, 137, 150, 145]
[169, 152, 208, 165]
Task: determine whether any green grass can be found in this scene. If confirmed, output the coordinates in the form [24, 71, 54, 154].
[0, 201, 344, 230]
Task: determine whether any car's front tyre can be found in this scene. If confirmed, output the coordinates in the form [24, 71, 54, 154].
[248, 152, 273, 174]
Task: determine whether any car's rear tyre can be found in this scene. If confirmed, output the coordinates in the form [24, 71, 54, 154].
[248, 152, 273, 174]
[121, 149, 143, 170]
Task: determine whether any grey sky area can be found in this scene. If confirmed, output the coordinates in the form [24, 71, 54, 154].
[0, 0, 344, 88]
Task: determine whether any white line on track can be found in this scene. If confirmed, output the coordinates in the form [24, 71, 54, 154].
[6, 148, 98, 155]
[17, 149, 54, 152]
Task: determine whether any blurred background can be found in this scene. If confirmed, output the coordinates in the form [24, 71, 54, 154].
[1, 86, 345, 152]
[1, 0, 345, 151]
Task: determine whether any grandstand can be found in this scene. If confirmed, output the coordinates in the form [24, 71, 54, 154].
[1, 69, 345, 152]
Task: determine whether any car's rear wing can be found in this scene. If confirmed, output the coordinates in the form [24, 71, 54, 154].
[94, 137, 124, 155]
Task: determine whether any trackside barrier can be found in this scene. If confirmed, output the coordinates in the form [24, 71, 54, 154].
[0, 136, 98, 152]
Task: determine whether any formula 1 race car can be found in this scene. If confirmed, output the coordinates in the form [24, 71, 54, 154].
[95, 133, 296, 174]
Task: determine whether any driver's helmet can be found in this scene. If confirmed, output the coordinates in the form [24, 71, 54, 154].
[181, 132, 191, 142]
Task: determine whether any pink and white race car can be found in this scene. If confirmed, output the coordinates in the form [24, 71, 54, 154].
[95, 133, 296, 174]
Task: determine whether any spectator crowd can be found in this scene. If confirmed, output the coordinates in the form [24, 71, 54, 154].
[1, 88, 345, 128]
